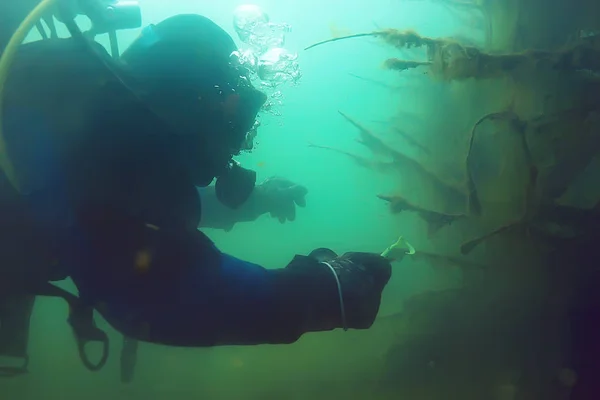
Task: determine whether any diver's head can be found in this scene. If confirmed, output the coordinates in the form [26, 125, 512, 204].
[120, 14, 267, 188]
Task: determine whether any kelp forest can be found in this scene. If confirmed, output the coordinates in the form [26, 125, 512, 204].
[305, 0, 600, 399]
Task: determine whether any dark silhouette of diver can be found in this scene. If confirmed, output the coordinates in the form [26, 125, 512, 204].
[0, 13, 392, 377]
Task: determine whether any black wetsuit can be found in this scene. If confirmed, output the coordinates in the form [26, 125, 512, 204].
[2, 38, 343, 348]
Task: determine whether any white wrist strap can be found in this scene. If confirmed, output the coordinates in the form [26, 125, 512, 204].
[320, 262, 348, 331]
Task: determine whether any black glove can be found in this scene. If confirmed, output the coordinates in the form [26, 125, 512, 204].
[254, 177, 308, 223]
[322, 252, 392, 329]
[279, 250, 392, 335]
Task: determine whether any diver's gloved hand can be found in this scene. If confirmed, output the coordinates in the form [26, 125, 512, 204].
[281, 251, 392, 334]
[322, 252, 392, 329]
[254, 176, 308, 223]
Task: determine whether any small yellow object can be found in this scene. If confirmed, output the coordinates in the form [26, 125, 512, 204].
[381, 236, 416, 260]
[134, 249, 152, 273]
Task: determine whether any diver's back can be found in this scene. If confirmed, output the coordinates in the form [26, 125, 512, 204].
[4, 37, 116, 195]
[0, 37, 113, 291]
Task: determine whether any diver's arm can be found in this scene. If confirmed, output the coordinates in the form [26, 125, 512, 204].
[197, 177, 308, 230]
[69, 218, 390, 347]
[196, 186, 265, 230]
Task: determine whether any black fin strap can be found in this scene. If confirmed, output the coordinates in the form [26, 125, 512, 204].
[36, 283, 110, 372]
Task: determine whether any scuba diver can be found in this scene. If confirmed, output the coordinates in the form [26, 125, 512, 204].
[0, 4, 392, 378]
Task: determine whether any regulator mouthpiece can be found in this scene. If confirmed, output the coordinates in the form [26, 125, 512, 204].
[215, 160, 257, 209]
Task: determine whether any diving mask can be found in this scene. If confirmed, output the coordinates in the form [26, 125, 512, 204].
[220, 51, 267, 153]
[210, 58, 264, 208]
[207, 58, 263, 209]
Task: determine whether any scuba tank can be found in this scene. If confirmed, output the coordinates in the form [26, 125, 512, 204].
[0, 0, 141, 378]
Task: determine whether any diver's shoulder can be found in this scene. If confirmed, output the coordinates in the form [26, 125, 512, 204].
[15, 37, 107, 61]
[6, 37, 115, 100]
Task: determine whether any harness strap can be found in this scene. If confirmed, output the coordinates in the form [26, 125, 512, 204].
[35, 282, 110, 372]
